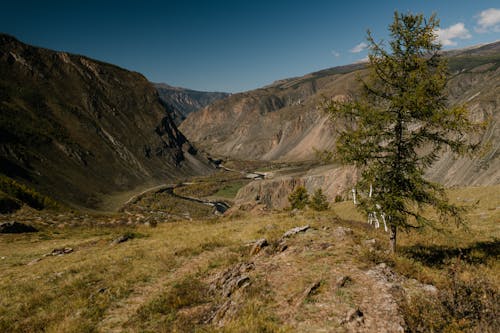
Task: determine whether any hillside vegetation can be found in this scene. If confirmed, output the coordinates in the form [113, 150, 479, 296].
[0, 184, 498, 332]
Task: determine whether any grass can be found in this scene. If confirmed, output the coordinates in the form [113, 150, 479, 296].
[0, 184, 498, 332]
[333, 184, 500, 332]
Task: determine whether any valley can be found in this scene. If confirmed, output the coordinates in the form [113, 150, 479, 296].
[0, 29, 499, 332]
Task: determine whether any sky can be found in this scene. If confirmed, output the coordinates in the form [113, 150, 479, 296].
[1, 1, 500, 93]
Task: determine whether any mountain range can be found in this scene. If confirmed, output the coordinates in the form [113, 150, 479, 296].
[154, 83, 229, 125]
[1, 33, 499, 211]
[180, 42, 500, 187]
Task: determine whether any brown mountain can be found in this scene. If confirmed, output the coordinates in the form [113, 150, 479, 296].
[154, 83, 229, 125]
[180, 42, 500, 186]
[0, 34, 212, 209]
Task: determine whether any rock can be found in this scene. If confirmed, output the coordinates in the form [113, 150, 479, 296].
[250, 238, 268, 255]
[0, 221, 38, 233]
[333, 226, 352, 239]
[341, 308, 364, 325]
[336, 275, 352, 288]
[49, 247, 73, 256]
[422, 284, 438, 294]
[281, 225, 310, 239]
[111, 234, 130, 245]
[303, 281, 322, 298]
[210, 262, 254, 297]
[27, 258, 42, 265]
[277, 241, 288, 252]
[362, 238, 377, 246]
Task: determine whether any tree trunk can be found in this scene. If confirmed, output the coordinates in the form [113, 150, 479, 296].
[389, 225, 397, 253]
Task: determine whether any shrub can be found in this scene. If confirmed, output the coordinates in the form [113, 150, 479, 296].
[309, 188, 329, 211]
[288, 186, 309, 210]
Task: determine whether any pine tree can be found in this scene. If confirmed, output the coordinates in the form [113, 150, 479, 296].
[288, 186, 309, 210]
[310, 188, 329, 211]
[322, 12, 476, 253]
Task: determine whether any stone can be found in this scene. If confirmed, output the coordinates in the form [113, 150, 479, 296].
[277, 241, 288, 252]
[341, 308, 364, 325]
[210, 262, 255, 297]
[303, 281, 322, 298]
[111, 234, 130, 245]
[0, 221, 38, 233]
[49, 247, 73, 256]
[250, 238, 268, 255]
[333, 226, 353, 239]
[281, 225, 310, 239]
[362, 238, 377, 246]
[336, 275, 352, 288]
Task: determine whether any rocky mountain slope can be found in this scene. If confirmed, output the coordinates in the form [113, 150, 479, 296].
[0, 34, 212, 209]
[180, 43, 500, 187]
[154, 83, 229, 125]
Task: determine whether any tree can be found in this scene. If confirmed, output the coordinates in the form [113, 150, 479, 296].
[288, 186, 309, 210]
[310, 188, 329, 211]
[321, 12, 475, 253]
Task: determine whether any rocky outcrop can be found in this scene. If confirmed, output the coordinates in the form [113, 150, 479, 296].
[0, 34, 212, 209]
[233, 165, 357, 210]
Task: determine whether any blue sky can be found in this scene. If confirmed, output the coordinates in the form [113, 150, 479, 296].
[1, 1, 500, 92]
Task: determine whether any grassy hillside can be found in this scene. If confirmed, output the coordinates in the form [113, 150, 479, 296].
[0, 185, 498, 332]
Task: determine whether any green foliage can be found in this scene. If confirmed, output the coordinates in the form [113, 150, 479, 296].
[288, 186, 309, 210]
[322, 12, 476, 250]
[309, 188, 329, 211]
[0, 174, 59, 211]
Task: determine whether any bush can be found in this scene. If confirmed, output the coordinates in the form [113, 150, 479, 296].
[288, 186, 309, 210]
[401, 260, 500, 332]
[309, 188, 329, 211]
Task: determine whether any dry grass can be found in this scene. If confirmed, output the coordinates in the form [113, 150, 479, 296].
[0, 184, 498, 332]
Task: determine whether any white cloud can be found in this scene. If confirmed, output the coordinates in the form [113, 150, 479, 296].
[435, 23, 471, 46]
[475, 8, 500, 33]
[331, 50, 340, 57]
[350, 42, 368, 53]
[355, 56, 369, 63]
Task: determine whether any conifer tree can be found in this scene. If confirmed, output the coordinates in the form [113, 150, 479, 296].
[322, 12, 475, 252]
[288, 186, 309, 210]
[310, 188, 329, 211]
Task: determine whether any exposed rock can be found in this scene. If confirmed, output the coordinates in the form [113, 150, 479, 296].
[336, 275, 353, 288]
[209, 262, 255, 298]
[111, 235, 131, 245]
[341, 308, 364, 326]
[180, 41, 500, 187]
[281, 225, 310, 239]
[48, 247, 73, 256]
[362, 238, 377, 247]
[249, 238, 268, 255]
[277, 241, 288, 252]
[0, 221, 38, 233]
[154, 83, 229, 125]
[333, 226, 353, 240]
[303, 281, 322, 298]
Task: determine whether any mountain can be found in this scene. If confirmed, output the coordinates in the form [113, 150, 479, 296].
[180, 42, 500, 186]
[154, 83, 229, 125]
[0, 34, 212, 210]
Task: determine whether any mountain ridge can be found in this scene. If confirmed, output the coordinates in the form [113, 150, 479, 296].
[0, 33, 212, 210]
[180, 40, 500, 187]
